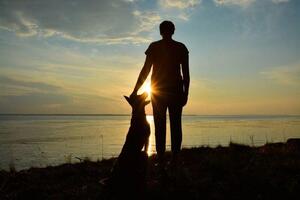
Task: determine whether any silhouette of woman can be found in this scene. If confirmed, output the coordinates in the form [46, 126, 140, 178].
[131, 21, 190, 167]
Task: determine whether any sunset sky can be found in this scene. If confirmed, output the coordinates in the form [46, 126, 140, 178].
[0, 0, 299, 115]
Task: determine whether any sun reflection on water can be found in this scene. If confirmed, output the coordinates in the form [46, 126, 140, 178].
[146, 115, 154, 156]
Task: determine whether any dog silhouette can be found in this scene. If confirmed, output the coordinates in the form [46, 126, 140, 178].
[103, 92, 150, 199]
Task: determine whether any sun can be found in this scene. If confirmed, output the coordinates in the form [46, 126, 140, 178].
[144, 82, 151, 96]
[140, 81, 152, 98]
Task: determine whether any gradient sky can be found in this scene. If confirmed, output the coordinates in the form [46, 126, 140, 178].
[0, 0, 299, 115]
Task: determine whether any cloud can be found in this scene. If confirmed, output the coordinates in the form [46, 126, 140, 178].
[0, 93, 71, 113]
[158, 0, 201, 21]
[0, 93, 70, 107]
[0, 75, 62, 96]
[214, 0, 289, 7]
[0, 76, 60, 92]
[271, 0, 289, 3]
[159, 0, 200, 9]
[0, 0, 162, 44]
[132, 11, 161, 34]
[260, 64, 300, 86]
[0, 0, 292, 43]
[0, 74, 124, 113]
[214, 0, 255, 7]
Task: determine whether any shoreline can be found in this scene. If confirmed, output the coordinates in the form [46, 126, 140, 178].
[1, 139, 300, 199]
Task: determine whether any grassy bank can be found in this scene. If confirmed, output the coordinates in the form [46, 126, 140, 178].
[1, 140, 300, 199]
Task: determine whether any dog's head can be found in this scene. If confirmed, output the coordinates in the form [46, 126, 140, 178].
[124, 92, 150, 110]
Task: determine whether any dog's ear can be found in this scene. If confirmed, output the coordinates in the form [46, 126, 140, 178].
[144, 100, 151, 105]
[124, 96, 131, 104]
[141, 92, 148, 99]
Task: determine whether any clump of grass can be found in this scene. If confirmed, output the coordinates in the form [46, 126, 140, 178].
[9, 160, 16, 173]
[83, 157, 91, 162]
[64, 154, 72, 163]
[249, 135, 254, 146]
[74, 156, 91, 163]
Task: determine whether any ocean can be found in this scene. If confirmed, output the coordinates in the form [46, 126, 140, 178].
[0, 114, 299, 170]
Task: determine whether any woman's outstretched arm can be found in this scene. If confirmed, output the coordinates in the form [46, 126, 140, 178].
[132, 55, 152, 94]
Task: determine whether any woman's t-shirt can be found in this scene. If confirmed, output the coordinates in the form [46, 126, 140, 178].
[145, 39, 189, 95]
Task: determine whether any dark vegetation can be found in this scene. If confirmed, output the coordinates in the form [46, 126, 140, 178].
[1, 139, 300, 200]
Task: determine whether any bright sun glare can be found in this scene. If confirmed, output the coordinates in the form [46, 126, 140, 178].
[145, 82, 151, 96]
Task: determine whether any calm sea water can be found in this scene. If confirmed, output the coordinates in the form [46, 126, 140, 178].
[0, 114, 299, 170]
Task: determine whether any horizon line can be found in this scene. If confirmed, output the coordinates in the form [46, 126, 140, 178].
[0, 113, 299, 117]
